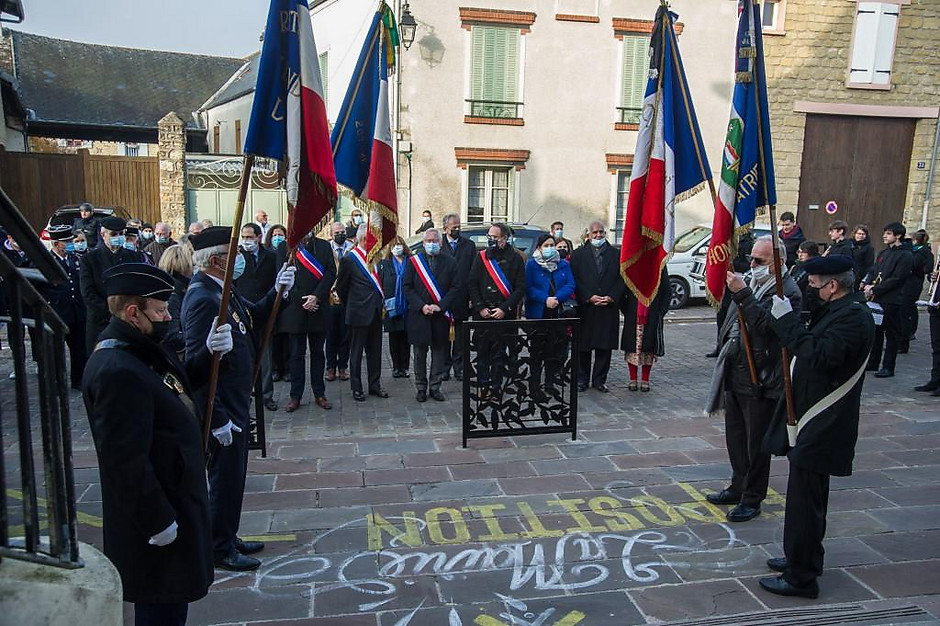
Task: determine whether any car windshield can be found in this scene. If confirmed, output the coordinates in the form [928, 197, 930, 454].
[674, 226, 711, 253]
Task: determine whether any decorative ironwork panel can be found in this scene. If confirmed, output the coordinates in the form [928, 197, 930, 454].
[462, 318, 578, 446]
[618, 106, 642, 124]
[185, 155, 283, 190]
[467, 99, 522, 119]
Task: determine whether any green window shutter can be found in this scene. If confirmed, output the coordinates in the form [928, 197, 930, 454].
[502, 28, 519, 102]
[471, 27, 486, 100]
[621, 36, 648, 110]
[471, 26, 519, 103]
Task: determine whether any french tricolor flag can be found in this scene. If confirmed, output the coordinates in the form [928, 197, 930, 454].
[331, 7, 398, 262]
[244, 0, 336, 249]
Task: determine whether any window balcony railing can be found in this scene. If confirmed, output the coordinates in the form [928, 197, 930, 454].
[618, 106, 642, 125]
[466, 99, 523, 119]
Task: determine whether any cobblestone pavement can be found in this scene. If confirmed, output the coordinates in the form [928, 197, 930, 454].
[3, 306, 939, 625]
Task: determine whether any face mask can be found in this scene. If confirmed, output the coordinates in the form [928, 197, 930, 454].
[751, 264, 771, 282]
[424, 242, 441, 256]
[553, 229, 564, 239]
[449, 228, 461, 239]
[392, 244, 404, 257]
[242, 239, 258, 252]
[333, 233, 347, 245]
[74, 241, 87, 252]
[109, 235, 126, 249]
[557, 248, 569, 260]
[147, 318, 171, 343]
[141, 231, 154, 240]
[590, 237, 606, 248]
[123, 240, 137, 251]
[423, 215, 432, 221]
[487, 237, 499, 250]
[541, 246, 558, 261]
[232, 254, 246, 280]
[65, 242, 75, 253]
[271, 235, 286, 248]
[156, 235, 169, 244]
[353, 215, 364, 225]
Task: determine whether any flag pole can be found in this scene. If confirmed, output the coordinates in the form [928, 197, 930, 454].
[748, 0, 797, 430]
[664, 16, 759, 387]
[250, 231, 298, 389]
[204, 153, 256, 453]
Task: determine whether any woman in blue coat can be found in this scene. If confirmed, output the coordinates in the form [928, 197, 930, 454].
[525, 234, 576, 397]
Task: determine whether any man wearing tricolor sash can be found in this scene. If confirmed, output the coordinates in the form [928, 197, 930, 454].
[335, 223, 388, 402]
[468, 223, 526, 393]
[404, 229, 460, 403]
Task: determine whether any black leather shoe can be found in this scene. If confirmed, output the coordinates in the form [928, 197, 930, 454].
[234, 537, 264, 555]
[353, 390, 366, 402]
[874, 368, 894, 378]
[369, 388, 389, 398]
[727, 504, 761, 522]
[758, 575, 819, 599]
[705, 489, 741, 505]
[263, 399, 278, 411]
[416, 390, 427, 402]
[705, 348, 720, 358]
[577, 383, 588, 392]
[272, 372, 282, 382]
[594, 384, 610, 393]
[915, 381, 940, 392]
[215, 552, 261, 572]
[442, 373, 451, 381]
[430, 390, 446, 402]
[767, 557, 787, 573]
[392, 369, 405, 378]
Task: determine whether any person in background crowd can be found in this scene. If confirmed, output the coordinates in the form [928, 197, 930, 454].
[706, 236, 801, 523]
[345, 209, 365, 240]
[569, 221, 624, 393]
[525, 233, 575, 398]
[863, 222, 913, 378]
[80, 216, 141, 353]
[72, 231, 89, 256]
[188, 221, 205, 237]
[777, 211, 805, 269]
[555, 237, 571, 260]
[336, 223, 388, 402]
[405, 228, 460, 402]
[824, 220, 853, 258]
[201, 219, 214, 229]
[851, 224, 875, 290]
[71, 202, 101, 248]
[900, 229, 933, 350]
[282, 232, 336, 412]
[550, 221, 575, 254]
[255, 210, 271, 241]
[44, 225, 86, 389]
[83, 263, 227, 626]
[145, 222, 176, 266]
[266, 224, 290, 380]
[791, 240, 821, 322]
[468, 223, 526, 395]
[236, 223, 278, 411]
[379, 236, 412, 378]
[182, 227, 296, 572]
[622, 268, 669, 392]
[326, 221, 353, 382]
[915, 260, 940, 396]
[123, 226, 154, 264]
[708, 230, 756, 358]
[414, 210, 434, 235]
[760, 255, 874, 600]
[140, 223, 154, 246]
[158, 243, 194, 358]
[440, 213, 475, 382]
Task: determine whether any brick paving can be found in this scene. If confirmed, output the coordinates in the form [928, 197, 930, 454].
[2, 305, 939, 625]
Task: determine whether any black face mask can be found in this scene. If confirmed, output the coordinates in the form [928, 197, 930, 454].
[558, 248, 569, 260]
[333, 233, 347, 245]
[148, 319, 171, 343]
[449, 228, 461, 239]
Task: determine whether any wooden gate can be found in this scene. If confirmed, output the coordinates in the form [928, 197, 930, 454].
[0, 147, 160, 231]
[797, 114, 915, 242]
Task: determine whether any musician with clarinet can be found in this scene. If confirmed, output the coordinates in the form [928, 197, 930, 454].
[914, 247, 940, 396]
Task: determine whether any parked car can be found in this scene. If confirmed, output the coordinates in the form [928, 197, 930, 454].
[406, 222, 549, 257]
[40, 204, 119, 249]
[685, 225, 773, 304]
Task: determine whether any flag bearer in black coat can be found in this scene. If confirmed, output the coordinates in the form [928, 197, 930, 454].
[862, 222, 913, 377]
[760, 255, 875, 599]
[568, 221, 625, 392]
[43, 225, 87, 388]
[83, 263, 233, 626]
[467, 223, 526, 394]
[405, 229, 460, 402]
[181, 227, 296, 572]
[281, 234, 336, 412]
[79, 215, 142, 353]
[441, 213, 476, 381]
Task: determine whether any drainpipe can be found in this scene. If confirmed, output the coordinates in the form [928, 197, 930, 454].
[921, 115, 940, 230]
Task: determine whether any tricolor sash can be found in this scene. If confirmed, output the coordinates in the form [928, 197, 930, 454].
[411, 255, 454, 322]
[350, 246, 384, 298]
[296, 247, 325, 280]
[479, 250, 511, 299]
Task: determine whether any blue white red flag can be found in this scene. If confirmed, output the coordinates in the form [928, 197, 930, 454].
[244, 0, 336, 249]
[619, 7, 711, 307]
[331, 6, 398, 262]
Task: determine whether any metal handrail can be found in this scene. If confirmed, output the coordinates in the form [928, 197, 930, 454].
[465, 99, 523, 119]
[617, 106, 642, 124]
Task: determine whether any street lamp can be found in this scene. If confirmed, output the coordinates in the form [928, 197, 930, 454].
[399, 2, 417, 50]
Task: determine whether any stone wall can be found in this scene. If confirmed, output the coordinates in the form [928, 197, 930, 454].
[158, 112, 187, 237]
[764, 0, 940, 234]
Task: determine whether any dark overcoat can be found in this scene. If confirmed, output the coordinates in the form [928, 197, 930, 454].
[440, 235, 476, 321]
[620, 268, 669, 356]
[403, 252, 460, 347]
[43, 251, 85, 326]
[82, 318, 213, 603]
[279, 237, 335, 335]
[764, 292, 875, 476]
[335, 250, 383, 327]
[467, 246, 526, 319]
[79, 246, 143, 347]
[235, 246, 277, 302]
[569, 242, 626, 350]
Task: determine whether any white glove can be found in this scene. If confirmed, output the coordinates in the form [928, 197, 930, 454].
[771, 294, 793, 319]
[211, 420, 242, 447]
[148, 521, 178, 546]
[206, 316, 233, 355]
[277, 264, 296, 296]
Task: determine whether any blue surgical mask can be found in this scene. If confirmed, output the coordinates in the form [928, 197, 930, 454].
[232, 254, 246, 280]
[141, 231, 154, 240]
[353, 215, 364, 225]
[392, 244, 404, 257]
[541, 246, 558, 260]
[123, 240, 137, 250]
[109, 235, 126, 249]
[73, 241, 87, 252]
[65, 242, 75, 253]
[156, 235, 169, 244]
[424, 242, 441, 256]
[553, 229, 564, 239]
[271, 235, 286, 248]
[590, 237, 606, 248]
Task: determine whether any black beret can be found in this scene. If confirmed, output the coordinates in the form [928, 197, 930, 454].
[48, 224, 75, 241]
[803, 255, 854, 276]
[190, 226, 232, 250]
[142, 223, 153, 230]
[103, 263, 174, 300]
[124, 226, 140, 236]
[100, 216, 126, 232]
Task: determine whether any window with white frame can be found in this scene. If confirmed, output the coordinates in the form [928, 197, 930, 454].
[761, 0, 787, 34]
[614, 169, 631, 240]
[467, 166, 512, 223]
[619, 36, 648, 125]
[318, 51, 329, 112]
[848, 2, 900, 87]
[468, 26, 522, 119]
